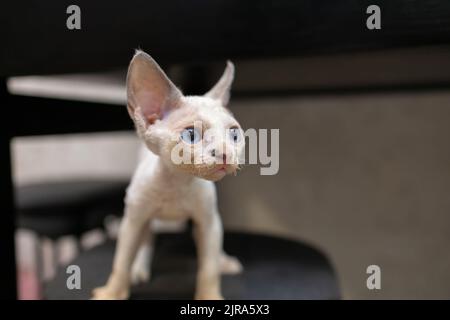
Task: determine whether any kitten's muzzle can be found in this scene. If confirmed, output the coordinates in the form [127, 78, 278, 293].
[210, 149, 229, 165]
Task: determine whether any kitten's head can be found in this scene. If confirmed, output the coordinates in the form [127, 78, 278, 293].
[126, 50, 244, 181]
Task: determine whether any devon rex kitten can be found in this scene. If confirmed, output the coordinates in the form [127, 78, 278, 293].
[93, 50, 244, 300]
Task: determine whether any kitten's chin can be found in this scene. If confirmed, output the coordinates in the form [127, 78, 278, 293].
[203, 170, 228, 182]
[201, 164, 237, 181]
[173, 163, 237, 181]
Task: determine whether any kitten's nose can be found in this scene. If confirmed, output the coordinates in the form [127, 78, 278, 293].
[210, 149, 227, 164]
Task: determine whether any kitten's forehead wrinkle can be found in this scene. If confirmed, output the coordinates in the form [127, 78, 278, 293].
[183, 96, 222, 109]
[163, 95, 237, 131]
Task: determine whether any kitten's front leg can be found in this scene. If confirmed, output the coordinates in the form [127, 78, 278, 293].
[92, 205, 149, 300]
[131, 223, 154, 284]
[193, 210, 224, 300]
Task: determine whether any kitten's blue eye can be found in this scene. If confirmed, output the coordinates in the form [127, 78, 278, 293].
[229, 127, 241, 143]
[181, 127, 201, 144]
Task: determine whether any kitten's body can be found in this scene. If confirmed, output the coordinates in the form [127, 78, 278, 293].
[128, 145, 241, 289]
[92, 51, 243, 300]
[128, 146, 206, 223]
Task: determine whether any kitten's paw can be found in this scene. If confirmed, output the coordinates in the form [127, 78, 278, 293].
[131, 265, 151, 285]
[220, 254, 243, 275]
[91, 286, 129, 300]
[195, 291, 224, 300]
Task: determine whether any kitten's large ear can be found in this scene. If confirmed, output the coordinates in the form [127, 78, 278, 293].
[126, 50, 182, 127]
[205, 61, 234, 106]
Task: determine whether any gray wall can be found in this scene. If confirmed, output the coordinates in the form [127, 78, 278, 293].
[219, 91, 450, 299]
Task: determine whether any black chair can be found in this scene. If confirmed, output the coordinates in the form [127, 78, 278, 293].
[45, 231, 340, 299]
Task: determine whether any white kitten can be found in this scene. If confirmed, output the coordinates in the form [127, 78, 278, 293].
[92, 50, 244, 300]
